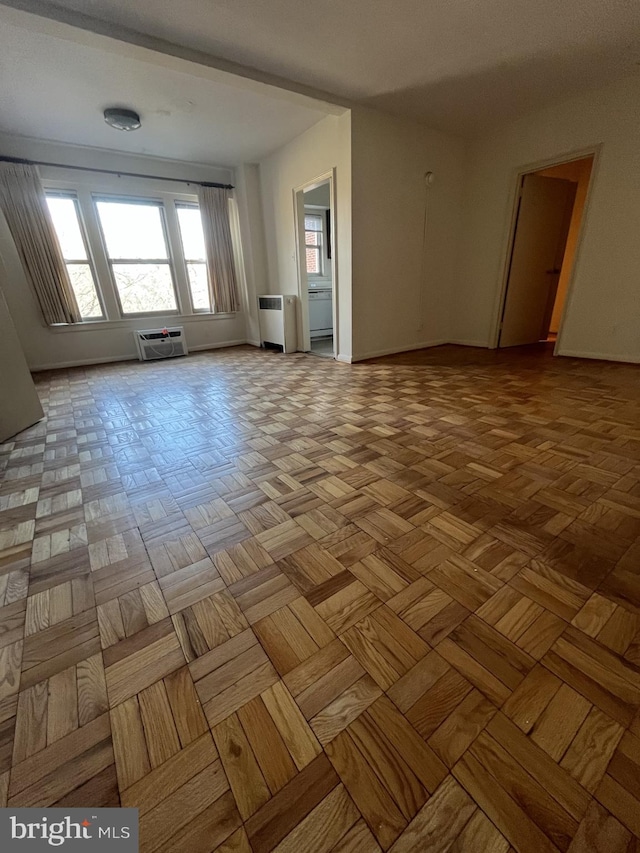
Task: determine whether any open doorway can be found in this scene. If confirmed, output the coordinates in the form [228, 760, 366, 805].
[497, 154, 594, 349]
[294, 174, 336, 358]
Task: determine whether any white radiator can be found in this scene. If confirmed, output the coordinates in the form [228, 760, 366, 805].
[134, 326, 188, 361]
[258, 295, 297, 353]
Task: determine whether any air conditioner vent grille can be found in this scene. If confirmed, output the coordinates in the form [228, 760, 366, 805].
[258, 297, 282, 311]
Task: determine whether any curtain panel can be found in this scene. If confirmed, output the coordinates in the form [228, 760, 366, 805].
[197, 185, 240, 314]
[0, 163, 80, 325]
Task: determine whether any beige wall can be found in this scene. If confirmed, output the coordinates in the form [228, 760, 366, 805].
[258, 112, 352, 359]
[349, 108, 466, 360]
[0, 134, 248, 370]
[454, 73, 640, 362]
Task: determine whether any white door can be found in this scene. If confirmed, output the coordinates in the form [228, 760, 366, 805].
[499, 174, 576, 347]
[0, 285, 43, 442]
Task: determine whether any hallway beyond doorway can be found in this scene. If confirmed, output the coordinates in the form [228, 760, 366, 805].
[310, 335, 334, 358]
[497, 154, 595, 351]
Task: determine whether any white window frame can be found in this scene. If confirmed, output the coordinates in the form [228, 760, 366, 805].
[304, 212, 324, 278]
[45, 189, 105, 320]
[93, 194, 181, 319]
[175, 201, 210, 314]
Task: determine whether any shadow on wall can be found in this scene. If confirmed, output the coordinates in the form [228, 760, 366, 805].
[362, 43, 636, 136]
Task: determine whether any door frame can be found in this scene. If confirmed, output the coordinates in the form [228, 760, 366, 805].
[490, 145, 602, 353]
[293, 169, 337, 356]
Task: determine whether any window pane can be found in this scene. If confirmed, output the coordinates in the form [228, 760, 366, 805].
[177, 206, 206, 260]
[305, 216, 322, 231]
[186, 263, 210, 311]
[46, 196, 87, 260]
[112, 264, 177, 314]
[306, 247, 320, 274]
[96, 201, 168, 259]
[67, 264, 102, 318]
[305, 231, 320, 246]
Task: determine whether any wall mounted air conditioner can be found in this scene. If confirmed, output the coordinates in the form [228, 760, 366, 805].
[134, 326, 188, 361]
[258, 295, 297, 353]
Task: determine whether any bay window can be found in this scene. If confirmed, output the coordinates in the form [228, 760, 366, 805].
[41, 175, 236, 324]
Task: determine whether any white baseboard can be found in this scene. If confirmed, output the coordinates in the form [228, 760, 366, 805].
[556, 348, 640, 364]
[30, 340, 248, 371]
[188, 339, 248, 353]
[30, 354, 138, 371]
[37, 338, 633, 373]
[351, 339, 449, 362]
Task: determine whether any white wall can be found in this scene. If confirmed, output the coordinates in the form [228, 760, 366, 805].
[349, 108, 466, 361]
[455, 73, 640, 362]
[258, 112, 352, 359]
[0, 134, 247, 370]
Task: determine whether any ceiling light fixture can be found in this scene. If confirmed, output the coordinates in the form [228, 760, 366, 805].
[103, 107, 141, 131]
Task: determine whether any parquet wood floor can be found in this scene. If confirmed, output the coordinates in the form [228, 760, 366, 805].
[1, 343, 640, 852]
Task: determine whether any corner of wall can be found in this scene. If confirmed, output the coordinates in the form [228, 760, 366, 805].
[349, 108, 466, 359]
[256, 112, 353, 360]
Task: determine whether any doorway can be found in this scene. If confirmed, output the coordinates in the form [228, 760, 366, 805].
[497, 154, 594, 349]
[294, 173, 336, 358]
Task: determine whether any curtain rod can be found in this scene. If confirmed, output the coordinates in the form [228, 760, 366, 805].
[0, 155, 234, 189]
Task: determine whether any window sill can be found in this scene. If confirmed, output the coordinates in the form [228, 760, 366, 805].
[48, 312, 239, 332]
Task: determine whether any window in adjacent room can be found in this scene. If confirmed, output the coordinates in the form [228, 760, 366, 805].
[95, 197, 178, 315]
[176, 203, 210, 312]
[46, 192, 103, 319]
[305, 214, 323, 276]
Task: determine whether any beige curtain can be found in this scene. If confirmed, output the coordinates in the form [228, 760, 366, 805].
[0, 162, 80, 325]
[197, 185, 240, 314]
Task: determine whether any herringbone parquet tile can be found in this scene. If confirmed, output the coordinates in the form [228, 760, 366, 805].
[1, 343, 640, 851]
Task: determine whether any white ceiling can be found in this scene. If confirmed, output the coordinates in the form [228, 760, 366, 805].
[0, 7, 335, 166]
[6, 0, 640, 135]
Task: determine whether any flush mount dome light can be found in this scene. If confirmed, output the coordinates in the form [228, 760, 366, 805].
[103, 107, 141, 131]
